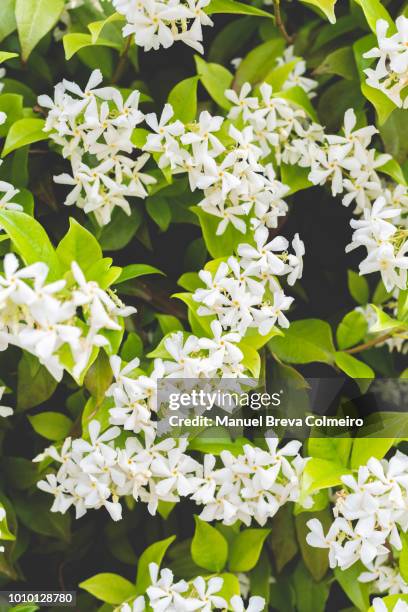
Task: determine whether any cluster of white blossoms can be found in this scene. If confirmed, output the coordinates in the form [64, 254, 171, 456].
[306, 452, 408, 594]
[193, 229, 304, 337]
[106, 326, 250, 440]
[39, 70, 156, 226]
[142, 90, 295, 242]
[0, 253, 135, 381]
[364, 16, 408, 108]
[219, 78, 408, 295]
[36, 403, 307, 525]
[112, 0, 214, 53]
[121, 563, 266, 611]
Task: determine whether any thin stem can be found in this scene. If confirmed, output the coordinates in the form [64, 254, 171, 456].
[345, 329, 405, 354]
[112, 35, 132, 85]
[273, 0, 293, 44]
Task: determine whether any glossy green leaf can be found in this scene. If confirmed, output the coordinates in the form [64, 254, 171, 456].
[194, 55, 233, 110]
[2, 118, 47, 157]
[63, 33, 121, 60]
[28, 411, 73, 441]
[336, 310, 368, 349]
[191, 517, 228, 572]
[168, 76, 199, 123]
[80, 573, 137, 605]
[229, 528, 270, 572]
[15, 0, 64, 61]
[268, 319, 335, 365]
[135, 536, 176, 593]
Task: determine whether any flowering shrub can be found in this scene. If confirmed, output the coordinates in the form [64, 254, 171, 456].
[0, 0, 406, 611]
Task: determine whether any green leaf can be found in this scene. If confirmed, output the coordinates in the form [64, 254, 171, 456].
[336, 311, 367, 349]
[63, 33, 121, 60]
[334, 351, 374, 379]
[0, 94, 24, 138]
[206, 0, 272, 18]
[168, 76, 199, 123]
[2, 457, 39, 490]
[235, 39, 285, 88]
[56, 218, 102, 275]
[79, 573, 137, 605]
[380, 109, 408, 165]
[191, 517, 228, 572]
[315, 47, 358, 80]
[156, 314, 184, 335]
[351, 0, 394, 32]
[239, 341, 261, 377]
[335, 562, 370, 610]
[98, 206, 142, 251]
[350, 437, 395, 469]
[307, 437, 352, 466]
[84, 350, 113, 403]
[88, 12, 125, 43]
[377, 157, 407, 186]
[15, 493, 70, 541]
[229, 528, 270, 572]
[217, 573, 241, 605]
[177, 272, 203, 292]
[115, 263, 164, 284]
[0, 52, 18, 64]
[347, 270, 369, 305]
[268, 319, 335, 365]
[121, 332, 143, 361]
[300, 457, 350, 501]
[292, 563, 330, 612]
[369, 305, 405, 333]
[146, 196, 171, 231]
[0, 210, 61, 280]
[15, 0, 65, 61]
[2, 118, 47, 157]
[299, 0, 337, 23]
[17, 352, 58, 411]
[29, 411, 73, 441]
[135, 536, 176, 594]
[0, 0, 17, 44]
[194, 55, 233, 110]
[270, 506, 298, 573]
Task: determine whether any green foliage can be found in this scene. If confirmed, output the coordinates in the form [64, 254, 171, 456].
[135, 536, 176, 594]
[79, 573, 137, 604]
[17, 352, 58, 411]
[2, 118, 47, 157]
[347, 270, 369, 304]
[335, 562, 370, 610]
[191, 517, 228, 572]
[268, 319, 335, 365]
[228, 528, 270, 572]
[336, 310, 367, 349]
[15, 0, 64, 60]
[28, 411, 73, 441]
[299, 0, 337, 24]
[194, 56, 233, 109]
[168, 76, 199, 123]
